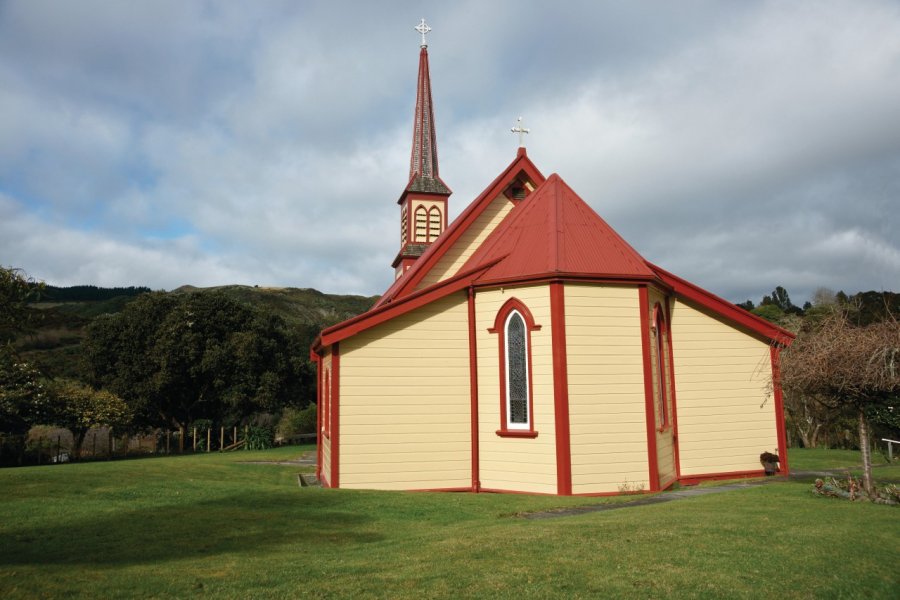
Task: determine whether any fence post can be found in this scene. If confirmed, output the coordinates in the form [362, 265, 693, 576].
[220, 427, 224, 451]
[207, 428, 211, 453]
[166, 430, 171, 454]
[108, 427, 113, 460]
[192, 427, 197, 452]
[233, 426, 238, 446]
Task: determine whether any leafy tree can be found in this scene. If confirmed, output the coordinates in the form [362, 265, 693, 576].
[82, 292, 309, 431]
[48, 380, 130, 460]
[1, 266, 43, 343]
[779, 313, 900, 496]
[736, 300, 755, 311]
[0, 346, 51, 435]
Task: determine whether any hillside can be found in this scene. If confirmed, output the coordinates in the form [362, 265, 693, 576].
[19, 285, 378, 380]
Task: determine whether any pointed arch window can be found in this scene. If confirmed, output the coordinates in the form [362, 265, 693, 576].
[414, 206, 428, 242]
[489, 298, 541, 438]
[652, 304, 670, 429]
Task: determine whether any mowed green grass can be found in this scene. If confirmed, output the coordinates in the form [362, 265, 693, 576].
[1, 447, 897, 599]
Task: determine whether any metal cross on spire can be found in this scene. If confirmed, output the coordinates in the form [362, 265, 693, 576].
[415, 18, 431, 48]
[511, 116, 530, 148]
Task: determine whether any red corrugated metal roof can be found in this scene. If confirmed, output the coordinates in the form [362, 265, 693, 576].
[462, 173, 656, 282]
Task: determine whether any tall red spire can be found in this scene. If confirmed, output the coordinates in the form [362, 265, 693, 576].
[407, 20, 449, 195]
[392, 19, 451, 278]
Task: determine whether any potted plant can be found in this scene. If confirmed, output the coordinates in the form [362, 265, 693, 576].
[760, 451, 780, 475]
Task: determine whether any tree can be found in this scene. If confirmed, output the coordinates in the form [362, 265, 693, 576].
[48, 380, 130, 459]
[0, 266, 43, 343]
[82, 292, 309, 431]
[0, 346, 51, 435]
[779, 313, 900, 495]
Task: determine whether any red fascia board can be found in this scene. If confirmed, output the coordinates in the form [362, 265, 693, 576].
[648, 262, 795, 345]
[388, 153, 546, 301]
[320, 258, 505, 347]
[473, 272, 656, 289]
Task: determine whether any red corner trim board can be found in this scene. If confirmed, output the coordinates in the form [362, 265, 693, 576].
[330, 342, 340, 489]
[550, 282, 572, 495]
[467, 287, 481, 492]
[638, 286, 661, 492]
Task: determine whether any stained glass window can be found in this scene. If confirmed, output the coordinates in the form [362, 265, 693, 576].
[506, 311, 529, 426]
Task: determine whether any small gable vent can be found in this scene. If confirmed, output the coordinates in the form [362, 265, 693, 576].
[504, 176, 532, 201]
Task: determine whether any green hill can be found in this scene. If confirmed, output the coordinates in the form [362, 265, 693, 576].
[19, 285, 378, 380]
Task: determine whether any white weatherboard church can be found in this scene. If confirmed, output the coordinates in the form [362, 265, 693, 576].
[311, 21, 794, 496]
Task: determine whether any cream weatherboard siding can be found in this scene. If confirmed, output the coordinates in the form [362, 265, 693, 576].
[336, 293, 471, 490]
[564, 284, 650, 494]
[476, 285, 557, 494]
[670, 299, 778, 476]
[417, 193, 516, 289]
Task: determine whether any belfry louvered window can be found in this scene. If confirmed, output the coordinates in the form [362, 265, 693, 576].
[414, 206, 428, 242]
[505, 310, 529, 428]
[428, 206, 441, 242]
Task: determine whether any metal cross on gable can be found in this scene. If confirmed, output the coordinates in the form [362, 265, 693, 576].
[415, 18, 431, 47]
[511, 116, 530, 148]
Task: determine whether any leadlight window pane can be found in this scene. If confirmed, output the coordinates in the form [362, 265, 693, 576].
[507, 311, 528, 424]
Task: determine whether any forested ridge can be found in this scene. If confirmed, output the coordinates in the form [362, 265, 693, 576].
[2, 269, 377, 463]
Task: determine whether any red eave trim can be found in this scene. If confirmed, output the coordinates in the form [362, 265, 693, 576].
[648, 262, 795, 345]
[474, 272, 655, 289]
[320, 258, 505, 347]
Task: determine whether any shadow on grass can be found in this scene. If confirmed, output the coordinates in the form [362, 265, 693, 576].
[0, 489, 380, 567]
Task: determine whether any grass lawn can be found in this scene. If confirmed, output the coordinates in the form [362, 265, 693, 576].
[788, 447, 900, 481]
[1, 447, 898, 599]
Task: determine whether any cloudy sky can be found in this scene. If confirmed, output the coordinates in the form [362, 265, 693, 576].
[1, 1, 898, 305]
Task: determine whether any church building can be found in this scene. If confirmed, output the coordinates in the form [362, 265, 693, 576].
[311, 21, 794, 495]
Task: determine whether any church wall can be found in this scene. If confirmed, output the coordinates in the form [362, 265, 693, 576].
[337, 293, 471, 490]
[670, 300, 778, 476]
[563, 284, 650, 494]
[476, 285, 557, 494]
[417, 193, 516, 289]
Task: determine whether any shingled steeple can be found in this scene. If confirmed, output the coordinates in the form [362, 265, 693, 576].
[393, 19, 452, 279]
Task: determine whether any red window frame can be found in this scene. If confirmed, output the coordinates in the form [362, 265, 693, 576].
[488, 297, 541, 438]
[652, 303, 670, 430]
